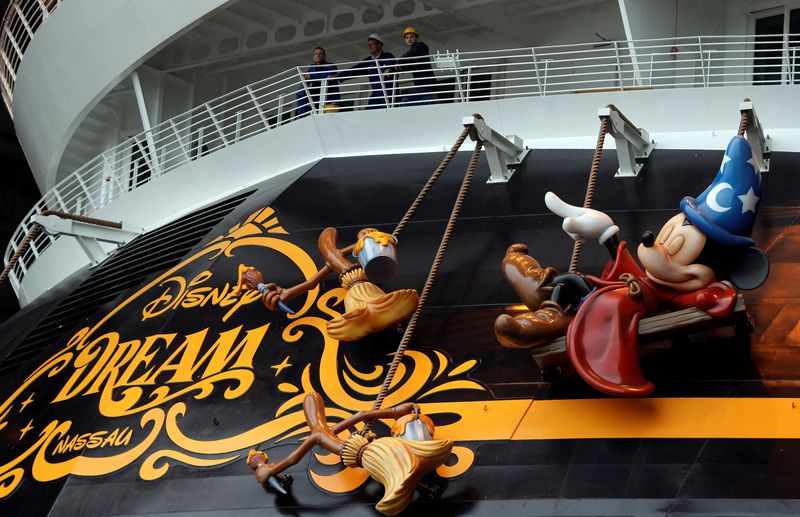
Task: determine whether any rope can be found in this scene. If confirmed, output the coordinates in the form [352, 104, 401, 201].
[568, 115, 610, 272]
[0, 225, 41, 287]
[392, 126, 471, 239]
[360, 139, 484, 436]
[738, 111, 749, 137]
[0, 211, 123, 289]
[40, 210, 123, 229]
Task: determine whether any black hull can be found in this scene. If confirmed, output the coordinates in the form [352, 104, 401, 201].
[2, 146, 800, 515]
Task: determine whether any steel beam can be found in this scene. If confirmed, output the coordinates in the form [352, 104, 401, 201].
[739, 99, 770, 173]
[598, 106, 655, 178]
[463, 115, 529, 183]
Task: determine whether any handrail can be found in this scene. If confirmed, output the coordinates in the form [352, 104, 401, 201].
[0, 0, 61, 113]
[4, 32, 800, 297]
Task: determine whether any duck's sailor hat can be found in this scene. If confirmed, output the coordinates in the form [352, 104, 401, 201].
[680, 136, 762, 248]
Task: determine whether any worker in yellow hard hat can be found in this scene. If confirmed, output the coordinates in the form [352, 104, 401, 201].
[394, 27, 436, 105]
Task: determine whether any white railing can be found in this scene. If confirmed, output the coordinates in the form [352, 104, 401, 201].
[0, 0, 61, 113]
[4, 33, 800, 295]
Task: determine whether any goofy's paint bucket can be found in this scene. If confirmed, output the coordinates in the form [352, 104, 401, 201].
[391, 411, 434, 441]
[354, 230, 398, 283]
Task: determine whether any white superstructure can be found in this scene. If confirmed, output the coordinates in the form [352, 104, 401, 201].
[2, 0, 799, 305]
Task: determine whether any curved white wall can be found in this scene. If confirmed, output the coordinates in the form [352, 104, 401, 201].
[16, 84, 800, 305]
[12, 0, 234, 193]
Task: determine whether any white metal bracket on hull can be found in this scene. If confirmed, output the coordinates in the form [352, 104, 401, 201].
[31, 215, 140, 267]
[739, 100, 770, 173]
[598, 106, 655, 178]
[462, 115, 529, 183]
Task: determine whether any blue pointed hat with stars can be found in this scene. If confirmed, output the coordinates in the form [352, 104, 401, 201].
[680, 135, 762, 248]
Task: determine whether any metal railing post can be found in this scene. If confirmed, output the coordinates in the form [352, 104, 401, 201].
[277, 95, 286, 125]
[51, 187, 68, 212]
[376, 63, 390, 109]
[246, 85, 270, 129]
[234, 110, 242, 143]
[614, 41, 623, 90]
[204, 102, 228, 147]
[297, 66, 315, 114]
[319, 78, 328, 110]
[453, 65, 465, 101]
[74, 169, 98, 211]
[169, 119, 191, 162]
[542, 59, 552, 95]
[465, 66, 473, 101]
[782, 33, 790, 85]
[133, 135, 157, 182]
[196, 126, 205, 156]
[698, 36, 707, 86]
[531, 48, 543, 96]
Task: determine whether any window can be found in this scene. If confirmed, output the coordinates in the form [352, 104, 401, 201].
[753, 7, 800, 84]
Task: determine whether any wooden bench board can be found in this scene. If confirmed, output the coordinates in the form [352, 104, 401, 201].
[531, 294, 748, 370]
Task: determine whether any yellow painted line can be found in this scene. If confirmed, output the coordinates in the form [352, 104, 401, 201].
[422, 398, 800, 441]
[420, 399, 533, 441]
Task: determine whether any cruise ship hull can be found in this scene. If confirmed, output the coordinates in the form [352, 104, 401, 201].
[2, 144, 800, 515]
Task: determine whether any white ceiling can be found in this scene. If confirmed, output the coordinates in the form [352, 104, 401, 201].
[148, 0, 619, 76]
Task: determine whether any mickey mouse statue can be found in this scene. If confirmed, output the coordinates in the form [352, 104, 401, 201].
[495, 135, 769, 396]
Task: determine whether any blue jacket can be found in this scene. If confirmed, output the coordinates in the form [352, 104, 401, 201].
[296, 61, 340, 115]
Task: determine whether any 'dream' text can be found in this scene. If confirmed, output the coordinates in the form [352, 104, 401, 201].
[52, 323, 270, 417]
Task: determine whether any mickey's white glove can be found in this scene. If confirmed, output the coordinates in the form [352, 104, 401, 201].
[545, 191, 619, 244]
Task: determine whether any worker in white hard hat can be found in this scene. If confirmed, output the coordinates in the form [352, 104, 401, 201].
[336, 33, 397, 109]
[393, 27, 436, 105]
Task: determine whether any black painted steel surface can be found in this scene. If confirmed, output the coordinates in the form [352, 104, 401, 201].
[1, 147, 799, 516]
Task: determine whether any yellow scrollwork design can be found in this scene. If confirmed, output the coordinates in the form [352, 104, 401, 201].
[0, 205, 489, 501]
[435, 445, 475, 478]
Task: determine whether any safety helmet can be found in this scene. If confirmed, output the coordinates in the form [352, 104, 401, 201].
[403, 26, 419, 37]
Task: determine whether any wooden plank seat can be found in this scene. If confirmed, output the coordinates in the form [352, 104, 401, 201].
[530, 294, 751, 371]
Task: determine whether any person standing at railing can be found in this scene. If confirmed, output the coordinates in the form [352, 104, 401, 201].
[296, 47, 340, 117]
[392, 27, 436, 106]
[334, 34, 396, 109]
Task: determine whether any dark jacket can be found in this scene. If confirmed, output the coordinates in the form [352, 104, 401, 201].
[338, 51, 397, 105]
[399, 41, 436, 88]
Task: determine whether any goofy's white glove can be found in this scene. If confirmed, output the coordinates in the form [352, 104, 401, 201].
[545, 191, 619, 244]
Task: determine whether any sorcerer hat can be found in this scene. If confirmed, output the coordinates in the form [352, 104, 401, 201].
[680, 135, 762, 248]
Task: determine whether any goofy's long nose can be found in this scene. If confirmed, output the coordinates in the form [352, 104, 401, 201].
[641, 231, 655, 248]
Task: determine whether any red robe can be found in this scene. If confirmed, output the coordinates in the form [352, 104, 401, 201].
[566, 241, 737, 397]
